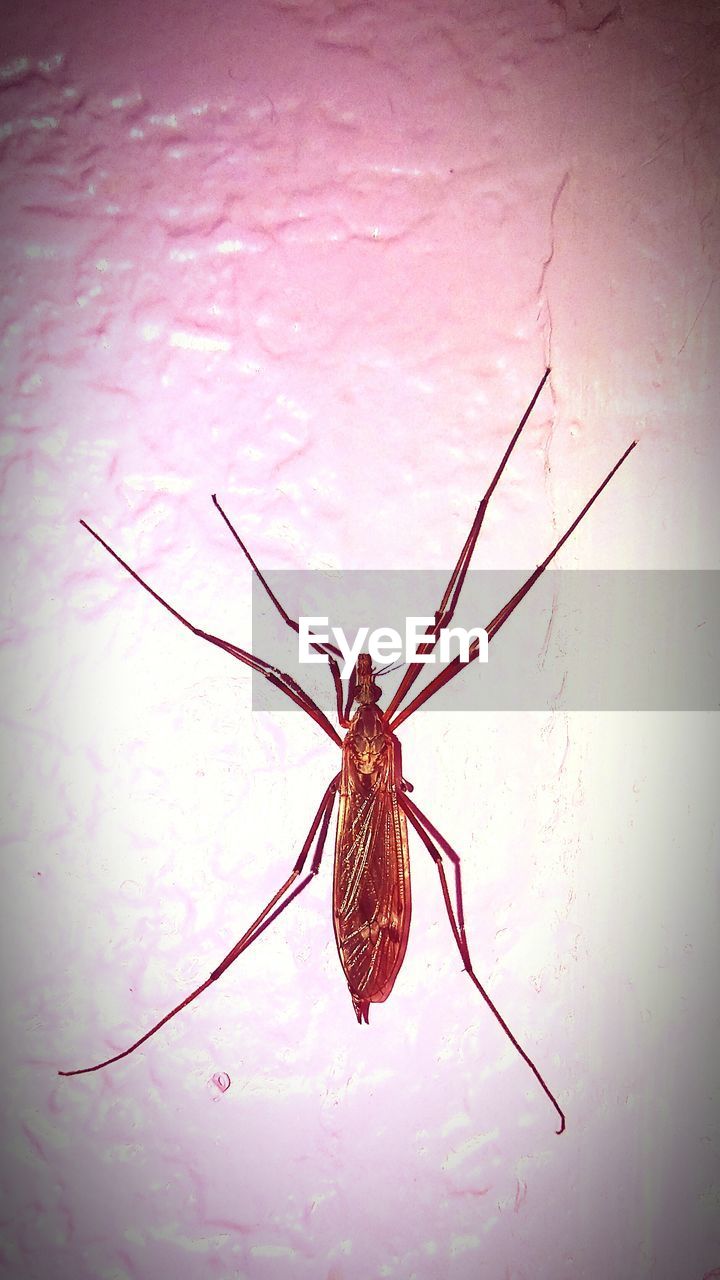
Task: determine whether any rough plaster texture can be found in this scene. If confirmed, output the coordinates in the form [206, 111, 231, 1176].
[1, 2, 718, 1279]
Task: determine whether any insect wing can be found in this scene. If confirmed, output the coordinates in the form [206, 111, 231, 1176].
[332, 751, 411, 1019]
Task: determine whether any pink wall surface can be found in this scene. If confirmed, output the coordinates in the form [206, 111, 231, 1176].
[1, 2, 718, 1278]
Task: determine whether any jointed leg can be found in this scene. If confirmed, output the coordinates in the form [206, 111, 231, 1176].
[399, 792, 566, 1135]
[59, 775, 339, 1077]
[385, 369, 551, 722]
[389, 438, 636, 730]
[80, 519, 342, 746]
[212, 495, 350, 728]
[402, 791, 467, 948]
[342, 667, 357, 723]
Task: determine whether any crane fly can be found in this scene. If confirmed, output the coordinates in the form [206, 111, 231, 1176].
[60, 367, 636, 1135]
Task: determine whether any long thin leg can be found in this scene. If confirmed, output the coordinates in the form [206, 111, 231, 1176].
[399, 792, 565, 1135]
[342, 667, 357, 723]
[389, 439, 636, 730]
[385, 369, 551, 722]
[81, 520, 342, 747]
[211, 495, 350, 727]
[59, 775, 339, 1077]
[402, 791, 468, 949]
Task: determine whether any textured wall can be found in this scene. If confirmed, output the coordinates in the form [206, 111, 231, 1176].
[1, 2, 718, 1278]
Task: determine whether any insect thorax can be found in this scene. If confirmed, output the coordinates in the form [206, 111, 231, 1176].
[345, 703, 392, 778]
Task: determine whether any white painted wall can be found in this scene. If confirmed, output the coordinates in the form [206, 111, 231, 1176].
[1, 2, 717, 1278]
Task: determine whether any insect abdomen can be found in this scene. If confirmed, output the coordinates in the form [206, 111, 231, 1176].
[332, 737, 412, 1022]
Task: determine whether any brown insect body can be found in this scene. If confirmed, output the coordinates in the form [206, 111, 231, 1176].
[61, 368, 637, 1137]
[333, 654, 411, 1022]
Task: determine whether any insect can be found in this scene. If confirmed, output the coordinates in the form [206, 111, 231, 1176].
[59, 368, 636, 1135]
